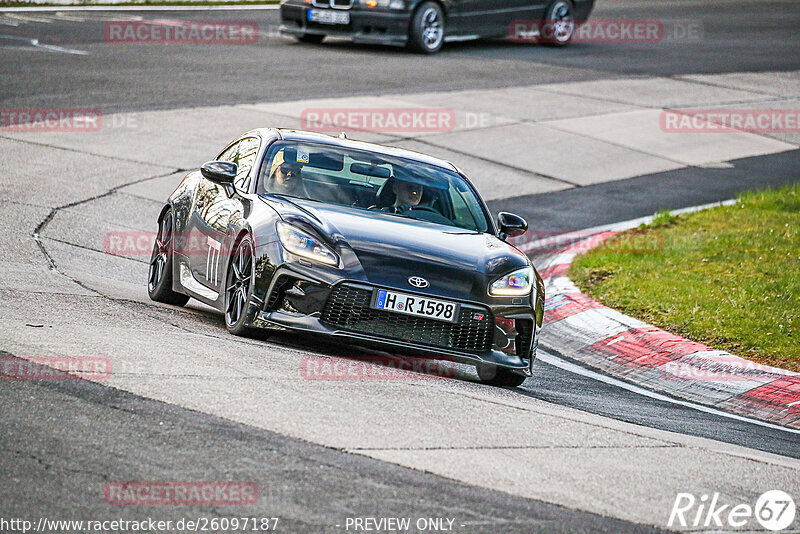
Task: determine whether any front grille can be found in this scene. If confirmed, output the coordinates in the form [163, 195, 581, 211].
[321, 284, 493, 353]
[312, 0, 353, 8]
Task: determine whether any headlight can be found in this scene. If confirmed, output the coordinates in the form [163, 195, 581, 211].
[277, 222, 339, 266]
[489, 266, 534, 297]
[360, 0, 406, 9]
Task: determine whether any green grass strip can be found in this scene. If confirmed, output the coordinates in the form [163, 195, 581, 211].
[569, 183, 800, 371]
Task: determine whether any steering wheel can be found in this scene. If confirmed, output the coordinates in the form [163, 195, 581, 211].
[405, 205, 439, 214]
[399, 204, 452, 225]
[370, 205, 449, 225]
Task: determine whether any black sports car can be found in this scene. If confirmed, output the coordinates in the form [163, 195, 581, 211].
[279, 0, 596, 53]
[148, 129, 544, 387]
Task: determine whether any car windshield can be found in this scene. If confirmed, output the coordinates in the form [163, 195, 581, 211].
[257, 141, 491, 232]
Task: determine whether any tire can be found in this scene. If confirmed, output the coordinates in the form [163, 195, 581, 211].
[148, 210, 190, 307]
[224, 235, 259, 337]
[540, 0, 575, 47]
[408, 1, 444, 54]
[476, 364, 527, 387]
[297, 34, 325, 44]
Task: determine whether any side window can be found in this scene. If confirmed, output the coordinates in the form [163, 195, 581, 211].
[216, 137, 259, 192]
[217, 141, 240, 165]
[447, 181, 487, 232]
[233, 137, 260, 192]
[448, 182, 474, 230]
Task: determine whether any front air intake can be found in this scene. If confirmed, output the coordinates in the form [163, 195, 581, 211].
[321, 283, 493, 353]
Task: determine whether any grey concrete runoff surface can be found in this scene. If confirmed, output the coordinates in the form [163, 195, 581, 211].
[2, 0, 800, 531]
[1, 355, 662, 533]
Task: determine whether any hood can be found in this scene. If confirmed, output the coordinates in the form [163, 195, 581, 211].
[263, 197, 530, 300]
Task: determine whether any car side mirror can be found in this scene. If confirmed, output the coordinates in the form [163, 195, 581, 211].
[201, 161, 237, 185]
[497, 212, 527, 240]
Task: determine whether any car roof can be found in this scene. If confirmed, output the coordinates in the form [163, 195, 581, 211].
[245, 128, 459, 172]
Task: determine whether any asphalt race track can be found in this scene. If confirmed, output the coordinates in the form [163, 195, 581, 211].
[1, 0, 799, 532]
[1, 0, 799, 111]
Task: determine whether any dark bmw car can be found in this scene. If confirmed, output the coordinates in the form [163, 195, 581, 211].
[148, 128, 544, 387]
[279, 0, 596, 53]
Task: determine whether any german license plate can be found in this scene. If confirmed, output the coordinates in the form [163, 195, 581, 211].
[372, 289, 459, 324]
[308, 9, 350, 25]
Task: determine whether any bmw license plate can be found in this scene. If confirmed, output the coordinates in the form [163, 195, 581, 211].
[308, 9, 350, 25]
[372, 289, 459, 324]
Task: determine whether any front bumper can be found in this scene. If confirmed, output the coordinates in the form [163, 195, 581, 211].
[280, 2, 411, 46]
[252, 265, 541, 376]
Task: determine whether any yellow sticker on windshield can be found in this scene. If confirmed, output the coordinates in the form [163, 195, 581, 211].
[296, 149, 310, 163]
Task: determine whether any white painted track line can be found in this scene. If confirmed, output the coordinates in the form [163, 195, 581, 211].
[538, 350, 800, 436]
[0, 4, 279, 12]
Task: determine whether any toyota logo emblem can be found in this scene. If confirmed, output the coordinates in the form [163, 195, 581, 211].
[408, 276, 429, 288]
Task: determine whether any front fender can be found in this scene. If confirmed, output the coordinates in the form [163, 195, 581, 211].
[407, 0, 455, 17]
[534, 267, 545, 327]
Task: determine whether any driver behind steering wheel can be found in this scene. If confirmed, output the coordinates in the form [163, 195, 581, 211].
[383, 178, 424, 213]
